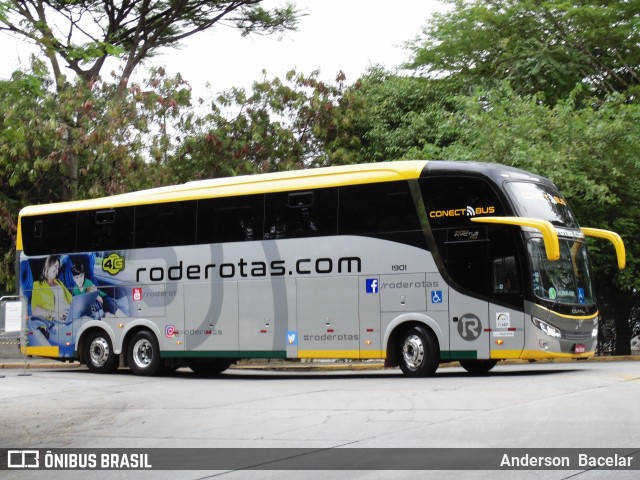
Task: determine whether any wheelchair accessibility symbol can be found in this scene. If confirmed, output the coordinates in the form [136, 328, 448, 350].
[431, 290, 443, 304]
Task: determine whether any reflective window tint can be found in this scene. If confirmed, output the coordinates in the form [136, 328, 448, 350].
[506, 181, 579, 228]
[21, 212, 77, 256]
[21, 180, 427, 254]
[421, 176, 504, 228]
[197, 195, 264, 244]
[77, 208, 134, 252]
[264, 189, 338, 239]
[421, 176, 522, 307]
[339, 181, 420, 234]
[135, 201, 197, 248]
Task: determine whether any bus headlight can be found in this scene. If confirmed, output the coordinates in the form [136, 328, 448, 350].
[532, 317, 561, 338]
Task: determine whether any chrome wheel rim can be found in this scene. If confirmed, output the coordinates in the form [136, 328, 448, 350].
[132, 338, 153, 369]
[89, 337, 110, 367]
[402, 334, 425, 370]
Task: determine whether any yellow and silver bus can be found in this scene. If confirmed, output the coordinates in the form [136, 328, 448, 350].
[16, 161, 625, 376]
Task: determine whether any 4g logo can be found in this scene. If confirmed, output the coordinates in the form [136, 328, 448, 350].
[102, 253, 126, 275]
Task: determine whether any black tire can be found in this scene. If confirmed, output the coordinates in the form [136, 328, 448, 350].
[189, 359, 234, 377]
[127, 330, 161, 376]
[84, 330, 118, 374]
[459, 359, 497, 375]
[397, 325, 439, 377]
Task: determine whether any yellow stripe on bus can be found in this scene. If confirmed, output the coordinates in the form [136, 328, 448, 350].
[536, 305, 599, 321]
[22, 345, 60, 357]
[489, 350, 523, 360]
[490, 349, 595, 360]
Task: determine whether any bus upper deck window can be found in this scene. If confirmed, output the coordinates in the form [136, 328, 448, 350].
[288, 192, 313, 208]
[32, 220, 43, 238]
[95, 210, 115, 225]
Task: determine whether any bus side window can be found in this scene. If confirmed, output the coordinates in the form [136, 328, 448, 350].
[493, 256, 520, 293]
[77, 207, 135, 252]
[338, 181, 421, 235]
[21, 212, 77, 256]
[420, 176, 523, 307]
[264, 188, 338, 240]
[134, 201, 197, 249]
[197, 195, 264, 244]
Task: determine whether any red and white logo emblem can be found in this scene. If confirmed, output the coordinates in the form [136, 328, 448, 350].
[132, 287, 142, 301]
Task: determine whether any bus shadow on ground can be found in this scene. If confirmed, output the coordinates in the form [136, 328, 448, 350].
[48, 364, 585, 380]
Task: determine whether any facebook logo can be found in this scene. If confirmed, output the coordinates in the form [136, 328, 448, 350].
[366, 278, 379, 294]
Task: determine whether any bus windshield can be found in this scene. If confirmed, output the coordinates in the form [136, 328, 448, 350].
[506, 181, 579, 228]
[528, 238, 595, 305]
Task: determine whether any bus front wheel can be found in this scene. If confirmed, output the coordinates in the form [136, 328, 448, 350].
[84, 330, 118, 374]
[398, 325, 439, 377]
[127, 330, 161, 376]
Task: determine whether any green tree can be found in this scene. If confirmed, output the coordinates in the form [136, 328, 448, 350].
[170, 69, 363, 181]
[407, 0, 640, 104]
[0, 0, 300, 199]
[0, 63, 194, 292]
[337, 67, 463, 163]
[0, 0, 299, 92]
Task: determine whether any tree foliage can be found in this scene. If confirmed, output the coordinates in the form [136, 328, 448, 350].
[335, 68, 463, 162]
[407, 0, 640, 103]
[0, 61, 194, 291]
[0, 0, 299, 200]
[168, 69, 364, 182]
[0, 0, 299, 91]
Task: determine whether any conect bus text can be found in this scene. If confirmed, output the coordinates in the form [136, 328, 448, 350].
[135, 257, 362, 283]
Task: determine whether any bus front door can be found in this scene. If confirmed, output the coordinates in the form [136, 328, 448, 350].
[488, 304, 525, 360]
[448, 289, 490, 361]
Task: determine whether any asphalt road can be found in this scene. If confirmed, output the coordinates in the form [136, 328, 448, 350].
[1, 359, 639, 480]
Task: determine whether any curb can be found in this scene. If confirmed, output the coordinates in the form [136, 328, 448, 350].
[1, 356, 639, 371]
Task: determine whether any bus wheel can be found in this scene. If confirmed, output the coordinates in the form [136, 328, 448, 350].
[459, 359, 497, 375]
[189, 359, 233, 377]
[84, 330, 118, 374]
[398, 325, 439, 377]
[127, 330, 161, 376]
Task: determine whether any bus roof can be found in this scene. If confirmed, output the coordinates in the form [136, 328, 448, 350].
[17, 160, 553, 220]
[19, 161, 429, 217]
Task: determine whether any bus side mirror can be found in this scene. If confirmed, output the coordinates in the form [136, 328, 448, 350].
[471, 216, 560, 262]
[581, 228, 626, 269]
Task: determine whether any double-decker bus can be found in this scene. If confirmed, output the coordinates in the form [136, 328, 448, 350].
[16, 161, 625, 376]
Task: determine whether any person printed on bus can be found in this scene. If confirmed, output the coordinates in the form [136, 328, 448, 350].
[71, 260, 123, 317]
[31, 255, 72, 321]
[71, 261, 104, 306]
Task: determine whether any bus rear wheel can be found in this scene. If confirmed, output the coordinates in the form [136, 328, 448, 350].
[459, 359, 497, 375]
[84, 330, 118, 374]
[127, 330, 161, 376]
[398, 325, 439, 377]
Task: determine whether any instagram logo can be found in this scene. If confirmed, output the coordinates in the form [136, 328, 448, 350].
[165, 325, 177, 338]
